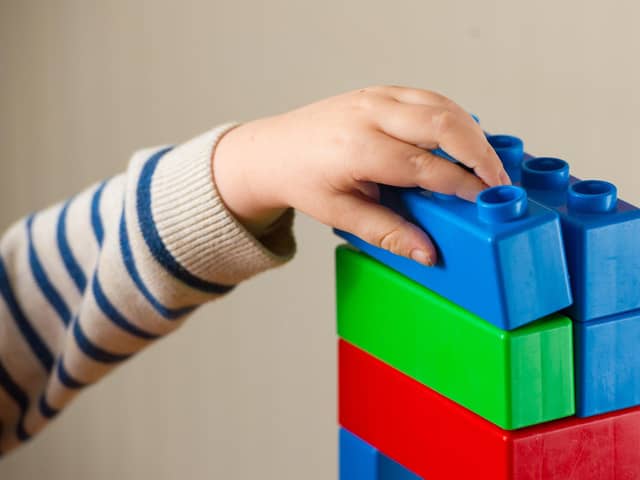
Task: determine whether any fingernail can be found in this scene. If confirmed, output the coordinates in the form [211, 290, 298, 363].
[410, 249, 434, 267]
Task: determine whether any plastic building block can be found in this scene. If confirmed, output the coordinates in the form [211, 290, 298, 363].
[335, 184, 571, 331]
[574, 308, 640, 417]
[340, 427, 378, 480]
[487, 134, 640, 322]
[487, 134, 524, 184]
[336, 245, 574, 429]
[339, 428, 422, 480]
[339, 340, 640, 480]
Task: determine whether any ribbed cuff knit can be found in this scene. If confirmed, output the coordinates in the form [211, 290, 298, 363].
[150, 124, 296, 286]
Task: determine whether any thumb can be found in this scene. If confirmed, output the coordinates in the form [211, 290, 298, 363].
[330, 193, 436, 266]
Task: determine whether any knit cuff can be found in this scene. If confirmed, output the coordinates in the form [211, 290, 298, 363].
[148, 124, 296, 286]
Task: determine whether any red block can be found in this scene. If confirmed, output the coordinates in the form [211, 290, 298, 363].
[339, 340, 640, 480]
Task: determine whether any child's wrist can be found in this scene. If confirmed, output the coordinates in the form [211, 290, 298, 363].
[212, 122, 287, 238]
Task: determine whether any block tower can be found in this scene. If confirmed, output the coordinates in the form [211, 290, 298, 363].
[334, 127, 640, 479]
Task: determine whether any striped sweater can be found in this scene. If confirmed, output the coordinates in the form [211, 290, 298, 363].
[0, 124, 296, 454]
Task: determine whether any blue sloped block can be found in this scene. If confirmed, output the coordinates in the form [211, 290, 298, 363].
[339, 428, 421, 480]
[335, 185, 572, 331]
[574, 308, 640, 417]
[487, 134, 640, 322]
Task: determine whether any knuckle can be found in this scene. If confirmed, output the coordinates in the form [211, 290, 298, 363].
[349, 164, 368, 183]
[484, 140, 496, 158]
[433, 108, 458, 136]
[353, 93, 376, 112]
[376, 223, 407, 255]
[353, 86, 383, 110]
[408, 151, 436, 177]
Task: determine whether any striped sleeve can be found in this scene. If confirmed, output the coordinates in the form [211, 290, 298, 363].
[0, 124, 296, 454]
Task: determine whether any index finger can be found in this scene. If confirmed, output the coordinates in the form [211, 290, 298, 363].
[432, 108, 511, 187]
[369, 91, 510, 187]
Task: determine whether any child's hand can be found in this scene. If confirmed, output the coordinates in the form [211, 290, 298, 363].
[213, 86, 509, 266]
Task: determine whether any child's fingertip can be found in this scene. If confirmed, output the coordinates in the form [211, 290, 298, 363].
[410, 248, 435, 267]
[458, 184, 484, 203]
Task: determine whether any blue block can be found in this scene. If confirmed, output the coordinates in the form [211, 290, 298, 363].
[339, 428, 421, 480]
[335, 185, 572, 330]
[487, 134, 640, 322]
[574, 308, 640, 417]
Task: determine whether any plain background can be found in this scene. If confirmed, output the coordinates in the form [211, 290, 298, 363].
[1, 0, 640, 478]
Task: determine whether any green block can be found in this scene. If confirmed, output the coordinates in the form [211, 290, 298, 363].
[336, 245, 575, 430]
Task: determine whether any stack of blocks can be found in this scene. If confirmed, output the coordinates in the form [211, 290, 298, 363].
[334, 126, 640, 479]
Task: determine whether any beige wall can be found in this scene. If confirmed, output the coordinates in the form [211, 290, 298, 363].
[1, 0, 639, 478]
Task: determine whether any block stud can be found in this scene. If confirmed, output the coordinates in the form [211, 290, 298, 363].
[487, 135, 524, 171]
[477, 185, 528, 224]
[568, 180, 618, 213]
[522, 157, 570, 190]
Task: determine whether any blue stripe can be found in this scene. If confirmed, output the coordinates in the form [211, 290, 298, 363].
[27, 215, 72, 327]
[136, 148, 234, 294]
[119, 213, 197, 320]
[38, 395, 58, 419]
[93, 275, 159, 340]
[0, 359, 30, 441]
[16, 422, 31, 442]
[56, 359, 85, 390]
[91, 181, 107, 246]
[0, 256, 54, 372]
[57, 199, 87, 293]
[72, 318, 131, 364]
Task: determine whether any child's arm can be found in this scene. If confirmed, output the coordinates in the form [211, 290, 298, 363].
[0, 86, 506, 453]
[0, 125, 295, 453]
